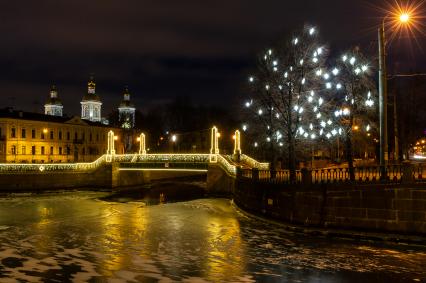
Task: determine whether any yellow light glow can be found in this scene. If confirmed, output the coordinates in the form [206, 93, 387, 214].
[119, 168, 208, 172]
[43, 128, 48, 134]
[114, 136, 118, 141]
[400, 13, 410, 23]
[210, 126, 219, 163]
[384, 0, 424, 43]
[137, 137, 141, 142]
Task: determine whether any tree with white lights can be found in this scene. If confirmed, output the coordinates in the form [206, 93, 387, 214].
[244, 25, 329, 182]
[326, 48, 376, 180]
[243, 25, 377, 182]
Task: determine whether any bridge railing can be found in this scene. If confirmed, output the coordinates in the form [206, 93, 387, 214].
[217, 154, 237, 177]
[119, 162, 208, 170]
[240, 154, 270, 170]
[240, 163, 426, 185]
[113, 153, 210, 163]
[0, 155, 107, 173]
[0, 152, 260, 176]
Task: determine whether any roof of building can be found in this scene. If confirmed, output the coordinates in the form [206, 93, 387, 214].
[119, 100, 135, 108]
[0, 108, 111, 128]
[82, 93, 101, 102]
[82, 78, 101, 102]
[45, 85, 63, 106]
[119, 87, 135, 108]
[45, 97, 63, 106]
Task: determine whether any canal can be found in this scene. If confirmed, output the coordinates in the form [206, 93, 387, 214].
[0, 191, 425, 282]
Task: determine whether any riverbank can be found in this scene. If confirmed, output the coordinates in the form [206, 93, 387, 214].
[232, 177, 426, 243]
[232, 199, 426, 246]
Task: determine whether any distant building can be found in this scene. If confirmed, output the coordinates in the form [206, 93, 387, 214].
[0, 108, 124, 163]
[118, 86, 136, 129]
[81, 77, 102, 122]
[44, 85, 63, 117]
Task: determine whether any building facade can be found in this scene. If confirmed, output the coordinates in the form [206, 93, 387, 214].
[0, 109, 124, 163]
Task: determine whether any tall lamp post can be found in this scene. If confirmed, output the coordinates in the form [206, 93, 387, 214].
[378, 11, 411, 176]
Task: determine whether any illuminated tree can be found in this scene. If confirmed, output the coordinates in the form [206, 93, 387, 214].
[242, 26, 377, 182]
[243, 25, 329, 182]
[326, 48, 377, 180]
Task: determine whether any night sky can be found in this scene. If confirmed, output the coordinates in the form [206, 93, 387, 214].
[1, 0, 425, 116]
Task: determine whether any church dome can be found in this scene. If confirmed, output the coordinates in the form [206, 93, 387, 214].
[119, 86, 135, 108]
[82, 77, 101, 102]
[45, 85, 63, 106]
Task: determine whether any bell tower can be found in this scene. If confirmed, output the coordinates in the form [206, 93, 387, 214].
[44, 85, 63, 117]
[81, 76, 102, 122]
[118, 86, 136, 129]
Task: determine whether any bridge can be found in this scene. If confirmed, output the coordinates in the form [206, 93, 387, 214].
[0, 127, 269, 192]
[0, 127, 268, 174]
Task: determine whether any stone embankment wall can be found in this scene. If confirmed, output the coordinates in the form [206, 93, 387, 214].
[234, 180, 426, 235]
[206, 164, 236, 196]
[0, 164, 114, 192]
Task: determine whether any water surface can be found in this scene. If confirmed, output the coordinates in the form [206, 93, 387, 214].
[0, 192, 425, 282]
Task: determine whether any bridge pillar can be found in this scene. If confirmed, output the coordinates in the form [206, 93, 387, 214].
[138, 133, 147, 155]
[207, 164, 236, 196]
[106, 130, 116, 162]
[209, 126, 219, 163]
[233, 130, 241, 162]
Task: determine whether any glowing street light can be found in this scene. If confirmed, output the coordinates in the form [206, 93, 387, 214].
[378, 5, 413, 173]
[400, 13, 410, 23]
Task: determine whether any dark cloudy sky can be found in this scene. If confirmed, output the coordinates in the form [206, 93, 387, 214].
[0, 0, 424, 116]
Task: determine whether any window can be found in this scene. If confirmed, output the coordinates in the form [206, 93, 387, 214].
[32, 146, 36, 155]
[89, 133, 92, 141]
[59, 131, 62, 140]
[50, 146, 53, 155]
[11, 145, 16, 155]
[82, 148, 85, 155]
[32, 129, 36, 139]
[0, 127, 2, 137]
[22, 146, 26, 155]
[82, 132, 85, 141]
[21, 129, 26, 138]
[96, 133, 99, 141]
[41, 132, 45, 139]
[50, 131, 54, 139]
[59, 147, 62, 155]
[41, 146, 45, 155]
[11, 128, 16, 138]
[74, 132, 78, 140]
[66, 147, 70, 155]
[67, 131, 70, 140]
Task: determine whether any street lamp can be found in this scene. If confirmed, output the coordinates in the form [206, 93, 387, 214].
[171, 134, 177, 152]
[378, 9, 411, 175]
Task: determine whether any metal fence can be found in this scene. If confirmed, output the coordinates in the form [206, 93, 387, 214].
[240, 164, 426, 185]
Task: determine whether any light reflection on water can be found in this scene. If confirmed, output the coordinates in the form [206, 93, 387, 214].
[0, 191, 425, 282]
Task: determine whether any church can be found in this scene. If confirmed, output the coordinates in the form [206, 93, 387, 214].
[0, 77, 137, 163]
